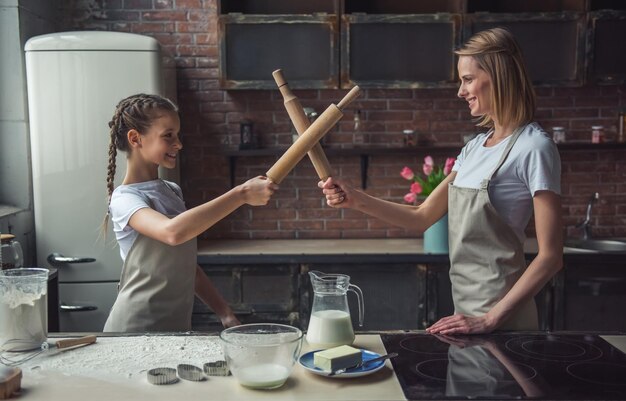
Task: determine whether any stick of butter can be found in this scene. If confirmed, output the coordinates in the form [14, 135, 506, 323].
[313, 345, 362, 372]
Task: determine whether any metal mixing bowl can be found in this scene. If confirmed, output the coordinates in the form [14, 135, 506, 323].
[220, 323, 303, 389]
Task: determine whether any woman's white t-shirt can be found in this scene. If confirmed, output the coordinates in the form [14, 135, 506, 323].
[109, 179, 186, 261]
[452, 123, 561, 243]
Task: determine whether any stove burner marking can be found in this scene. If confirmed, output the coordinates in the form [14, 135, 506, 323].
[566, 362, 626, 386]
[505, 336, 603, 363]
[399, 336, 449, 355]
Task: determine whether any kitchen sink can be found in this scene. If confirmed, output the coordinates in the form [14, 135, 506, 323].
[564, 238, 626, 253]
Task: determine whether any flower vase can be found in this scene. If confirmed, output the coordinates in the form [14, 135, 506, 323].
[423, 214, 448, 254]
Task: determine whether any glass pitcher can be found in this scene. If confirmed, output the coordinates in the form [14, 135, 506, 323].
[306, 270, 364, 349]
[0, 234, 24, 270]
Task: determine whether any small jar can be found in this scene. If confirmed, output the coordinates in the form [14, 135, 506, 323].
[591, 125, 605, 144]
[552, 126, 566, 144]
[403, 129, 415, 147]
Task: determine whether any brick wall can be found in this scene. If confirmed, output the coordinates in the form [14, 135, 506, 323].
[62, 0, 626, 239]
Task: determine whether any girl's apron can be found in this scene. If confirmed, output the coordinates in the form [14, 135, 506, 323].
[103, 231, 197, 332]
[447, 127, 538, 330]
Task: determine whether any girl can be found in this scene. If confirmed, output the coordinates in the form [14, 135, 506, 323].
[103, 93, 278, 332]
[319, 28, 563, 334]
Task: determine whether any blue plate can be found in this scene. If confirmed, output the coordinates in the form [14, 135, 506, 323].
[298, 349, 386, 378]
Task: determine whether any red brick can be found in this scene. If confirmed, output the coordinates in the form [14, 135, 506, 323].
[368, 111, 413, 121]
[142, 11, 187, 21]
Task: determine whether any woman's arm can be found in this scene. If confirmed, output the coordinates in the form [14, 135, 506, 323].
[194, 265, 240, 328]
[319, 172, 455, 233]
[128, 176, 277, 245]
[427, 190, 563, 334]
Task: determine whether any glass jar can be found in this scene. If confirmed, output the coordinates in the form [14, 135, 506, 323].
[1, 234, 24, 270]
[403, 129, 416, 147]
[552, 126, 566, 144]
[591, 125, 605, 144]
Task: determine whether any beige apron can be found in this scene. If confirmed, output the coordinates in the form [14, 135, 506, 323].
[448, 127, 538, 330]
[103, 233, 196, 332]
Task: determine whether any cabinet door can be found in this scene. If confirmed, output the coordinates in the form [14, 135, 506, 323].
[218, 14, 339, 89]
[465, 12, 586, 86]
[302, 264, 426, 330]
[341, 14, 461, 88]
[588, 10, 626, 85]
[193, 264, 299, 331]
[557, 263, 626, 331]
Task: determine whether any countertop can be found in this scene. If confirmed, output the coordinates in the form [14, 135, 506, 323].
[16, 334, 403, 401]
[11, 333, 626, 401]
[197, 238, 623, 264]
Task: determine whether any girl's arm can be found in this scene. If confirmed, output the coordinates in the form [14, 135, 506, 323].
[427, 190, 563, 334]
[319, 172, 455, 233]
[194, 265, 240, 328]
[128, 176, 277, 245]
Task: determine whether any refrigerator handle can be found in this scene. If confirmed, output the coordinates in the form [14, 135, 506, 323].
[47, 252, 96, 266]
[60, 303, 98, 312]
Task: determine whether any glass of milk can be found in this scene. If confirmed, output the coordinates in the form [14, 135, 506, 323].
[0, 268, 48, 352]
[220, 323, 303, 389]
[306, 270, 364, 349]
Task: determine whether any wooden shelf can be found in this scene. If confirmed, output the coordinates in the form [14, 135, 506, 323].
[223, 142, 626, 189]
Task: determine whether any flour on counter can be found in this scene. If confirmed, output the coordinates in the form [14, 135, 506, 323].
[20, 336, 224, 382]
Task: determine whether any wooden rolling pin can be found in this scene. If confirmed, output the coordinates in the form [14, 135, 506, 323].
[266, 85, 361, 184]
[273, 69, 333, 181]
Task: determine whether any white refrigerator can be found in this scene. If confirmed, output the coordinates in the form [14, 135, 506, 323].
[25, 31, 176, 331]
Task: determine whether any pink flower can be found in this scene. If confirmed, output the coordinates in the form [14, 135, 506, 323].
[400, 166, 414, 180]
[410, 182, 422, 194]
[424, 156, 434, 166]
[423, 162, 433, 176]
[443, 157, 456, 176]
[404, 192, 417, 204]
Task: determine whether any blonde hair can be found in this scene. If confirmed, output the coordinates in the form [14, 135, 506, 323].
[455, 27, 535, 129]
[102, 93, 178, 234]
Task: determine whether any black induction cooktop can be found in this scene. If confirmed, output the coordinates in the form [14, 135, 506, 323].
[381, 333, 626, 400]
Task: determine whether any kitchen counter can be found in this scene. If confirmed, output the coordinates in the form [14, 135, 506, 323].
[197, 238, 624, 264]
[11, 332, 626, 401]
[16, 334, 403, 401]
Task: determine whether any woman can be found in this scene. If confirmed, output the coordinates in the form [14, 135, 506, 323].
[319, 28, 563, 334]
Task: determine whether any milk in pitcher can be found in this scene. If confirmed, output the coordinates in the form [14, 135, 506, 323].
[306, 309, 355, 349]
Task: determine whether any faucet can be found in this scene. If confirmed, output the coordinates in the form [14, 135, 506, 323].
[576, 192, 599, 240]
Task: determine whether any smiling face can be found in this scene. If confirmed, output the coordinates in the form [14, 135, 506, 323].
[457, 56, 493, 119]
[135, 110, 182, 169]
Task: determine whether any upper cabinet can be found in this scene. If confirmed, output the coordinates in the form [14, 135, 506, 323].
[588, 0, 626, 85]
[217, 0, 625, 89]
[341, 1, 462, 89]
[217, 0, 339, 89]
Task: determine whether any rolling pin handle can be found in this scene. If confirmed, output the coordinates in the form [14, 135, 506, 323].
[272, 69, 287, 88]
[336, 86, 361, 111]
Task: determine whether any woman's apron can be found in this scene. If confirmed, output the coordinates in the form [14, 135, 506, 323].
[103, 230, 197, 332]
[447, 127, 538, 330]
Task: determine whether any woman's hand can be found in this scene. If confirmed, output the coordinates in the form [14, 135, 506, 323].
[318, 177, 354, 208]
[426, 313, 496, 335]
[240, 176, 279, 206]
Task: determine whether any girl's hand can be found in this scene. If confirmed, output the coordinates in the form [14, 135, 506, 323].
[220, 313, 241, 328]
[318, 177, 353, 208]
[240, 176, 278, 206]
[425, 313, 496, 335]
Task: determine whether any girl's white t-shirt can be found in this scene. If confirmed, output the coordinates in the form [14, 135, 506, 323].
[109, 179, 186, 261]
[451, 122, 561, 243]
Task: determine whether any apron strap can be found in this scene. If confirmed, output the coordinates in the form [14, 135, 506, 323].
[480, 125, 525, 190]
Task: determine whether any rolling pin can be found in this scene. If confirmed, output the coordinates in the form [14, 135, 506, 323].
[273, 69, 333, 181]
[266, 85, 361, 184]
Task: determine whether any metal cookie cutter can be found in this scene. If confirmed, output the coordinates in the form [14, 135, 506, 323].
[147, 367, 178, 385]
[203, 360, 230, 376]
[177, 364, 205, 382]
